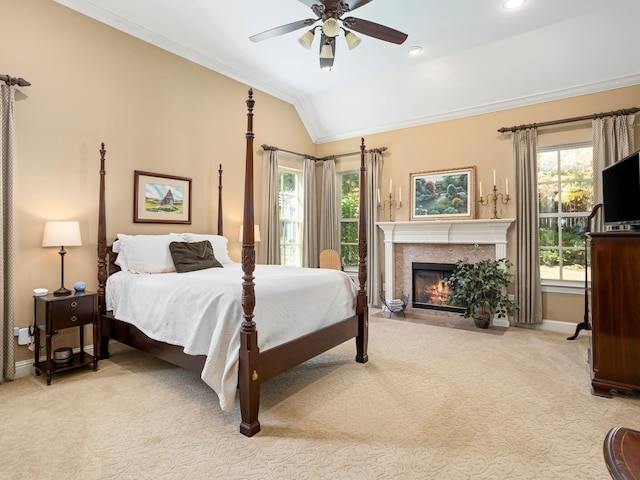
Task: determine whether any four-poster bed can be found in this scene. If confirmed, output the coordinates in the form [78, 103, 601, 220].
[97, 89, 369, 436]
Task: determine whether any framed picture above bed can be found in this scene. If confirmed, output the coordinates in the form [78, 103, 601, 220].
[410, 166, 475, 221]
[134, 170, 192, 224]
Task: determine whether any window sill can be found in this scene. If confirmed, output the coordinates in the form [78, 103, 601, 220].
[541, 279, 587, 295]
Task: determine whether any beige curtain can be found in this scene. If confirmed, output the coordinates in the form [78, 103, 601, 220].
[592, 114, 636, 206]
[260, 149, 281, 265]
[319, 157, 339, 251]
[365, 151, 383, 305]
[513, 128, 542, 325]
[1, 84, 16, 381]
[302, 157, 318, 267]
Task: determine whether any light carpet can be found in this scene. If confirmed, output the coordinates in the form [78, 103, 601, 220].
[1, 313, 638, 479]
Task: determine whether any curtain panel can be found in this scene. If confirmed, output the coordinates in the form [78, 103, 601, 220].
[260, 149, 281, 265]
[302, 157, 318, 268]
[0, 84, 16, 381]
[319, 158, 339, 251]
[592, 114, 636, 206]
[513, 128, 542, 325]
[365, 151, 383, 305]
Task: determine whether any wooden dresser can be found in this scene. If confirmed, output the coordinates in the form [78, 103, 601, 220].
[590, 231, 640, 397]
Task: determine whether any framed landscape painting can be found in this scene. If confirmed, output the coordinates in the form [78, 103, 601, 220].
[134, 170, 192, 224]
[410, 166, 475, 220]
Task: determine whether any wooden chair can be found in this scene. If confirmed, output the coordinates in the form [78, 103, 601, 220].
[319, 249, 342, 271]
[603, 426, 640, 479]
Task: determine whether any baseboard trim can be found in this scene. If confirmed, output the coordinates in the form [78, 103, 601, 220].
[13, 320, 588, 378]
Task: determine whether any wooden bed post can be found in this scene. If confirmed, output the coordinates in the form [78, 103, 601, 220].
[217, 164, 223, 236]
[97, 143, 109, 359]
[238, 89, 261, 437]
[356, 138, 369, 363]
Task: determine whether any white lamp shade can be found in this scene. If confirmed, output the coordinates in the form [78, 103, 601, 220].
[320, 43, 334, 59]
[298, 30, 315, 49]
[239, 225, 261, 243]
[345, 31, 361, 50]
[42, 221, 82, 247]
[322, 18, 340, 37]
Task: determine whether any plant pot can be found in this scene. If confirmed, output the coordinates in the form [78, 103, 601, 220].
[473, 310, 491, 329]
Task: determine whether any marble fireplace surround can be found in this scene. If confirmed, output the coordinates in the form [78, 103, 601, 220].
[377, 219, 515, 324]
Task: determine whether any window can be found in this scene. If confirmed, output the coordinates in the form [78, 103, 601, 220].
[340, 171, 360, 270]
[279, 167, 303, 267]
[538, 143, 594, 282]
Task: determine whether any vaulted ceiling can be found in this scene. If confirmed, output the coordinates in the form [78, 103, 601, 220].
[54, 0, 640, 143]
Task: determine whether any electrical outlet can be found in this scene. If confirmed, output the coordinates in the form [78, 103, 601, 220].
[13, 326, 19, 337]
[18, 328, 32, 345]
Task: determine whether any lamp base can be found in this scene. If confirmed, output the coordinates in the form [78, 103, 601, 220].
[53, 287, 72, 297]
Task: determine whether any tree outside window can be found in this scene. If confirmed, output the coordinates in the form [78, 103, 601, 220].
[538, 144, 593, 281]
[279, 168, 303, 267]
[340, 171, 360, 269]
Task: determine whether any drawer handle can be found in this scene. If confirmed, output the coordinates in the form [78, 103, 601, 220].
[71, 315, 78, 322]
[71, 301, 78, 308]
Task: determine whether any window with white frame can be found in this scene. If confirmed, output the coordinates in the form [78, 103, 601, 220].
[339, 171, 360, 270]
[538, 143, 594, 282]
[279, 167, 303, 267]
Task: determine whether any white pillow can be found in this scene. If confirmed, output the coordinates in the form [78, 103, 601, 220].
[116, 233, 185, 274]
[180, 233, 232, 264]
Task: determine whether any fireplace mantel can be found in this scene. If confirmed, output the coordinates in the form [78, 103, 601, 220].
[377, 219, 515, 301]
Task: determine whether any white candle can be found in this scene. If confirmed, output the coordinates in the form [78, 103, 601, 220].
[493, 170, 496, 187]
[377, 188, 381, 204]
[505, 177, 509, 195]
[479, 181, 483, 198]
[389, 179, 393, 194]
[399, 186, 402, 203]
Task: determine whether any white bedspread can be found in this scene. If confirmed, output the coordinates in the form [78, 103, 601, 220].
[106, 263, 358, 411]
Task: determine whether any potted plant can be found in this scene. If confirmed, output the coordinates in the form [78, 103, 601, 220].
[446, 257, 519, 328]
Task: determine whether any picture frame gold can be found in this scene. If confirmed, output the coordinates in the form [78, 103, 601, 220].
[410, 166, 475, 220]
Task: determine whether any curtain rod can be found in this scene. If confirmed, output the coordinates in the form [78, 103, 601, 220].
[498, 107, 640, 133]
[0, 74, 31, 87]
[261, 144, 387, 161]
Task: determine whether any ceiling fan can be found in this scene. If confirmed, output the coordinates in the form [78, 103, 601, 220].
[249, 0, 408, 69]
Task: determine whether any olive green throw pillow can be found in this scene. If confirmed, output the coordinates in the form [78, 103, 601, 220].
[169, 240, 223, 273]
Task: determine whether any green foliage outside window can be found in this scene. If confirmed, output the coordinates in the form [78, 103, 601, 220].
[538, 145, 593, 281]
[340, 172, 360, 267]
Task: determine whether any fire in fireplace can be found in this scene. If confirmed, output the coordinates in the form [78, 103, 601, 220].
[412, 262, 465, 313]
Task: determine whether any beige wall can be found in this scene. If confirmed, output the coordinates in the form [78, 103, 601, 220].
[4, 1, 640, 363]
[318, 87, 640, 327]
[3, 0, 315, 362]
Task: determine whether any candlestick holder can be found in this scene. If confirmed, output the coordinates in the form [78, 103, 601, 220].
[479, 185, 510, 219]
[378, 192, 402, 221]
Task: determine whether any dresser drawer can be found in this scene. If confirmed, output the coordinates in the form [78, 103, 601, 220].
[49, 295, 95, 328]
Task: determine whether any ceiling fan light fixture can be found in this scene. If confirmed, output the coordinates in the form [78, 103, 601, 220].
[344, 31, 361, 50]
[298, 29, 315, 49]
[319, 42, 334, 59]
[322, 18, 340, 38]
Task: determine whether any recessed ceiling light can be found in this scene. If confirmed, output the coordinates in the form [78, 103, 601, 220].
[408, 46, 423, 56]
[503, 0, 526, 9]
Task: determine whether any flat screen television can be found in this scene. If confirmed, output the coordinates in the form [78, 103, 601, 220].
[602, 150, 640, 230]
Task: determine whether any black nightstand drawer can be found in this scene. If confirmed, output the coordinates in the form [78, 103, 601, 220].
[49, 295, 95, 328]
[33, 291, 99, 385]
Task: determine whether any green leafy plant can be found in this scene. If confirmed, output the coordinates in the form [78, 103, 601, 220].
[447, 258, 519, 326]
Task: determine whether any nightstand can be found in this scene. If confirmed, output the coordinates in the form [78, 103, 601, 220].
[33, 291, 99, 385]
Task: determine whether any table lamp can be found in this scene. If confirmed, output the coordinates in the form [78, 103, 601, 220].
[239, 225, 261, 243]
[42, 221, 82, 296]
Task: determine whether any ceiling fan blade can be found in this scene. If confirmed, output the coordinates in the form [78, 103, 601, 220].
[344, 0, 374, 12]
[342, 17, 408, 45]
[249, 18, 318, 43]
[319, 33, 335, 69]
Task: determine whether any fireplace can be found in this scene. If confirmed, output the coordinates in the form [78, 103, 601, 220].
[412, 262, 465, 313]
